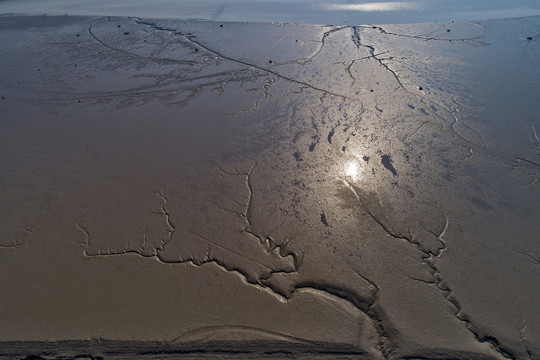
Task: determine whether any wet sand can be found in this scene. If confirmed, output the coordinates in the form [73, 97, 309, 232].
[0, 14, 539, 360]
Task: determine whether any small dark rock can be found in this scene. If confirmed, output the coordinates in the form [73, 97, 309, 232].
[123, 31, 129, 35]
[370, 89, 374, 92]
[418, 86, 423, 90]
[76, 34, 80, 37]
[78, 100, 81, 102]
[269, 60, 273, 63]
[527, 36, 533, 40]
[447, 29, 451, 32]
[1, 96, 5, 100]
[220, 24, 223, 27]
[195, 48, 199, 51]
[117, 25, 121, 28]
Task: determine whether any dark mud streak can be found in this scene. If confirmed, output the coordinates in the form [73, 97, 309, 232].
[154, 191, 175, 249]
[470, 198, 492, 211]
[381, 155, 398, 177]
[320, 211, 329, 227]
[401, 353, 499, 360]
[75, 169, 388, 358]
[308, 107, 323, 153]
[352, 26, 406, 91]
[88, 18, 195, 65]
[513, 250, 540, 265]
[346, 59, 357, 84]
[302, 26, 348, 65]
[78, 191, 290, 272]
[516, 157, 540, 169]
[519, 319, 534, 360]
[327, 128, 335, 144]
[211, 165, 293, 266]
[1, 339, 376, 359]
[353, 25, 538, 177]
[343, 180, 516, 360]
[82, 245, 388, 358]
[57, 17, 519, 358]
[27, 70, 264, 104]
[359, 23, 487, 43]
[294, 275, 391, 359]
[134, 20, 352, 100]
[241, 164, 267, 245]
[350, 269, 393, 359]
[407, 121, 429, 139]
[350, 23, 528, 178]
[0, 205, 48, 249]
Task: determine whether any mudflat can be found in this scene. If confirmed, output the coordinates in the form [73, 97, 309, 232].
[0, 14, 539, 359]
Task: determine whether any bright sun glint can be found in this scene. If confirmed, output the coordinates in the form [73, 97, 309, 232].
[345, 161, 360, 181]
[321, 2, 421, 12]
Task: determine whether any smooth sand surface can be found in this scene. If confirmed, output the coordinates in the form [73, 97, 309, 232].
[0, 14, 539, 359]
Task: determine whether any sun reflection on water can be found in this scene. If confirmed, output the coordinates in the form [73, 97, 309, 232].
[344, 161, 361, 182]
[321, 2, 421, 12]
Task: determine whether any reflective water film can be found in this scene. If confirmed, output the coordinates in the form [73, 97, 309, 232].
[0, 9, 539, 360]
[2, 0, 540, 23]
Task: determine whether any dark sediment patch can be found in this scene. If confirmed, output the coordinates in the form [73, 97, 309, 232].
[0, 340, 373, 360]
[381, 155, 397, 176]
[327, 129, 335, 144]
[320, 211, 329, 227]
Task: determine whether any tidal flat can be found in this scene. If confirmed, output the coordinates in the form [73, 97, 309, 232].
[0, 14, 539, 359]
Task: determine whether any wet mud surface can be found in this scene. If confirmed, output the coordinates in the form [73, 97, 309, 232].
[0, 14, 539, 359]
